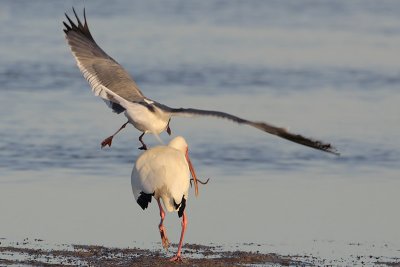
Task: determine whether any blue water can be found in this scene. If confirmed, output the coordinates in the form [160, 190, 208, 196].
[1, 0, 400, 263]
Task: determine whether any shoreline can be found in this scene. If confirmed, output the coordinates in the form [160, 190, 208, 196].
[1, 239, 399, 266]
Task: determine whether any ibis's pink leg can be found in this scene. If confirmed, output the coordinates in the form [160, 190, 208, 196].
[101, 121, 129, 148]
[169, 211, 187, 262]
[157, 199, 170, 250]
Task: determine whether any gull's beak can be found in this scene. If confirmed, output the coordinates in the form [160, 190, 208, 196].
[186, 148, 199, 197]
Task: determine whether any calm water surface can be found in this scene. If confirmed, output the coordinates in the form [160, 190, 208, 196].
[1, 0, 400, 263]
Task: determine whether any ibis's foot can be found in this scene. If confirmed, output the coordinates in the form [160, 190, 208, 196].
[169, 255, 183, 262]
[101, 136, 113, 148]
[159, 226, 170, 250]
[138, 144, 148, 150]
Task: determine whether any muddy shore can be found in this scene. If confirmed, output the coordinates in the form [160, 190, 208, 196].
[1, 240, 399, 266]
[0, 243, 293, 266]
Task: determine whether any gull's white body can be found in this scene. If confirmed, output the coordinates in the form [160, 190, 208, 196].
[124, 104, 169, 135]
[93, 81, 170, 135]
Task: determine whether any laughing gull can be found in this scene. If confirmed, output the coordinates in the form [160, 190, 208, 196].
[63, 8, 339, 155]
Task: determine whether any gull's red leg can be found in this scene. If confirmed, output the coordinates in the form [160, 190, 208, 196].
[169, 211, 187, 262]
[101, 121, 129, 148]
[157, 199, 170, 250]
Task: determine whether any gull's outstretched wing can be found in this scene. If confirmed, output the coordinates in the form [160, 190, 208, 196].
[155, 103, 339, 155]
[63, 8, 145, 113]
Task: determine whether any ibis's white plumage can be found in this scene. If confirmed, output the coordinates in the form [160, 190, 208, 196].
[130, 136, 197, 261]
[131, 136, 191, 212]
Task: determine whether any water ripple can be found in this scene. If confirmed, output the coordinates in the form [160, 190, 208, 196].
[0, 134, 396, 179]
[1, 62, 399, 94]
[0, 62, 79, 91]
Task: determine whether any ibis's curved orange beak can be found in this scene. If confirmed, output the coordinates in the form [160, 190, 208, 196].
[185, 148, 199, 196]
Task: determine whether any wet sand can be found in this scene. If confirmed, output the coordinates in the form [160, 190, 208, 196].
[1, 240, 399, 266]
[0, 243, 293, 266]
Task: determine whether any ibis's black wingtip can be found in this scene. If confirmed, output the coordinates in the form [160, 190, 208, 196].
[137, 192, 154, 210]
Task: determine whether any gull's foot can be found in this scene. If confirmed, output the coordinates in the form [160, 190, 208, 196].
[166, 118, 172, 135]
[159, 226, 170, 250]
[169, 255, 182, 262]
[101, 136, 113, 148]
[138, 144, 147, 150]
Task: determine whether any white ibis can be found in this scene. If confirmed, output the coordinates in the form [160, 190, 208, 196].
[131, 136, 199, 261]
[63, 8, 339, 155]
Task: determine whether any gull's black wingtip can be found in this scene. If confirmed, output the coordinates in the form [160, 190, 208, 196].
[305, 139, 340, 156]
[324, 146, 340, 156]
[274, 128, 340, 156]
[63, 7, 95, 42]
[317, 140, 340, 156]
[329, 147, 340, 156]
[72, 7, 83, 27]
[62, 21, 71, 32]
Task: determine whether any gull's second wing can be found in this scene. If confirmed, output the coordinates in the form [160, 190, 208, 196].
[63, 8, 145, 113]
[155, 103, 339, 155]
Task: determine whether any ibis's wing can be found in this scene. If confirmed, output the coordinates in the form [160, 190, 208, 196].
[63, 8, 145, 113]
[155, 103, 339, 155]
